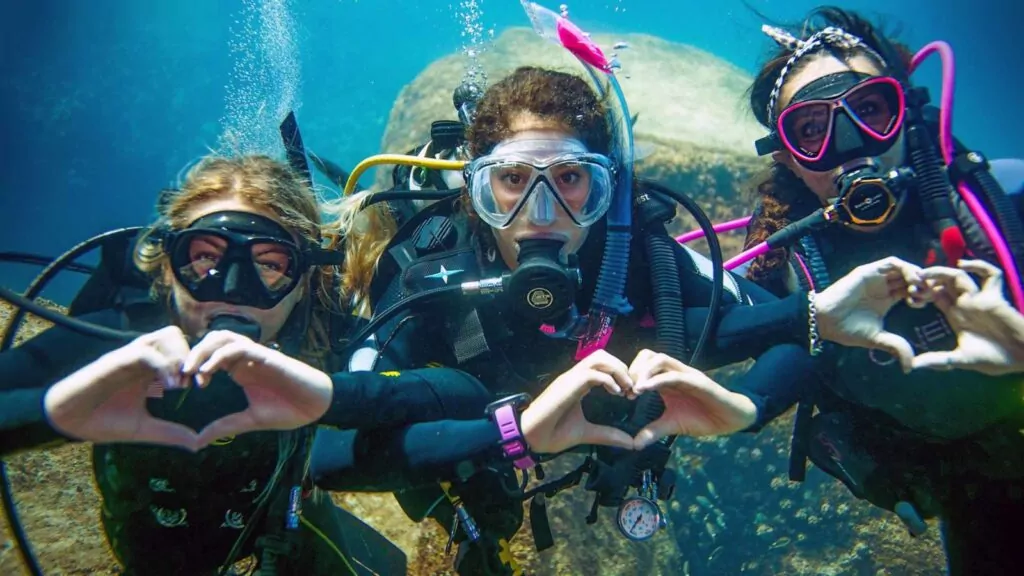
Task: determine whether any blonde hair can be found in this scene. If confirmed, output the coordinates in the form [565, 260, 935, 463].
[320, 190, 398, 315]
[135, 155, 339, 367]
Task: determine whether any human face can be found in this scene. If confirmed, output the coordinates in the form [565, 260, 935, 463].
[772, 54, 906, 207]
[168, 197, 306, 343]
[487, 113, 604, 270]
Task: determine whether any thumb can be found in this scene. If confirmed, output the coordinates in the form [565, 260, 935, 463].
[633, 416, 680, 450]
[911, 349, 968, 372]
[197, 411, 256, 448]
[579, 424, 636, 451]
[870, 331, 916, 374]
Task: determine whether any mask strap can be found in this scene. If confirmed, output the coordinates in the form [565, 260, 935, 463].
[763, 25, 888, 125]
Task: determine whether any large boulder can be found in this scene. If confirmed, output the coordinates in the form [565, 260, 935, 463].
[377, 27, 770, 256]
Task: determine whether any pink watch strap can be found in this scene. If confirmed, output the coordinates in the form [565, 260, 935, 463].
[493, 404, 536, 470]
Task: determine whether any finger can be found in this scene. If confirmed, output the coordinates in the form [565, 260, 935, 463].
[182, 330, 247, 374]
[958, 259, 1004, 295]
[930, 288, 956, 314]
[911, 349, 968, 372]
[197, 411, 258, 446]
[578, 423, 635, 450]
[870, 331, 916, 374]
[133, 346, 185, 392]
[920, 266, 980, 297]
[583, 353, 633, 393]
[632, 369, 705, 396]
[627, 349, 657, 380]
[195, 342, 253, 387]
[633, 416, 683, 449]
[133, 417, 201, 452]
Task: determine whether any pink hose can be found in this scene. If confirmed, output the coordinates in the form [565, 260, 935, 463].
[911, 42, 1024, 311]
[725, 242, 769, 270]
[675, 216, 752, 244]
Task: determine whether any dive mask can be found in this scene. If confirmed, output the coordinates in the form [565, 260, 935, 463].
[164, 211, 341, 310]
[466, 138, 615, 229]
[756, 72, 906, 172]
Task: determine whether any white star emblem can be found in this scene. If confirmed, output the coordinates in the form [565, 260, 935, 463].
[425, 264, 463, 284]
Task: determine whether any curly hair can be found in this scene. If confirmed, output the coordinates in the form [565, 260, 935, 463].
[743, 7, 914, 289]
[135, 155, 338, 367]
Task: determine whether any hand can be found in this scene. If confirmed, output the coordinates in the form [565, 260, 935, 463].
[627, 349, 757, 449]
[911, 259, 1024, 375]
[44, 326, 200, 451]
[520, 350, 636, 454]
[815, 256, 925, 373]
[184, 330, 333, 447]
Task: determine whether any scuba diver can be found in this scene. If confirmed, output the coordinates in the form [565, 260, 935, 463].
[642, 7, 1024, 575]
[307, 43, 937, 570]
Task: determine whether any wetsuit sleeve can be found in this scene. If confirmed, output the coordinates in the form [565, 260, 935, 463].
[310, 419, 502, 491]
[0, 388, 66, 457]
[318, 367, 493, 429]
[0, 309, 130, 456]
[730, 343, 825, 432]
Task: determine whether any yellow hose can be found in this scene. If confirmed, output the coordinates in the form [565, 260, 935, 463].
[344, 154, 467, 196]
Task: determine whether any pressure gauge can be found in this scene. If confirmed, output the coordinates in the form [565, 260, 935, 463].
[616, 496, 662, 541]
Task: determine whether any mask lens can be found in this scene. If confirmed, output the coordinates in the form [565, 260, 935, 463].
[250, 242, 296, 293]
[470, 156, 613, 228]
[844, 79, 902, 138]
[781, 102, 832, 158]
[171, 230, 301, 303]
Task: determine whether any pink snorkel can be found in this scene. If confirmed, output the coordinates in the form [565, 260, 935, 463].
[685, 40, 1024, 311]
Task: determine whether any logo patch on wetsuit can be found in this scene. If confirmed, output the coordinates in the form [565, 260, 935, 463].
[221, 509, 245, 530]
[150, 505, 188, 528]
[868, 315, 953, 366]
[148, 478, 175, 493]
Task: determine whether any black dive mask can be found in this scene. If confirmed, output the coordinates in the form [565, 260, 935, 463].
[503, 238, 581, 325]
[756, 72, 906, 173]
[164, 211, 341, 310]
[830, 159, 915, 228]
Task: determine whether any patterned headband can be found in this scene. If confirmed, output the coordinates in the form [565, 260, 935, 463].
[762, 25, 888, 124]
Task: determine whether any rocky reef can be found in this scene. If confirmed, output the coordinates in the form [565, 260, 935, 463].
[0, 27, 946, 576]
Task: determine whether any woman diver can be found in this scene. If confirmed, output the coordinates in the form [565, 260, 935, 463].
[635, 7, 1024, 575]
[308, 55, 931, 572]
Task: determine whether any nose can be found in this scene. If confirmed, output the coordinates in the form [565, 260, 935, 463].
[220, 262, 248, 304]
[832, 111, 866, 155]
[525, 182, 557, 226]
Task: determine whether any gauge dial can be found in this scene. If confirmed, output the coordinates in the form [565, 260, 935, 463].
[617, 496, 661, 541]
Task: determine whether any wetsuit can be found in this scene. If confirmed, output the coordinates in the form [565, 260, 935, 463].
[0, 305, 496, 575]
[747, 162, 1024, 576]
[310, 193, 825, 574]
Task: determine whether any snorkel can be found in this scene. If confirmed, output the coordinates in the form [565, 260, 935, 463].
[521, 1, 635, 359]
[704, 28, 1024, 311]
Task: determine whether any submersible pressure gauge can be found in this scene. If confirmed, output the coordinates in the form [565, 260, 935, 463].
[616, 471, 668, 541]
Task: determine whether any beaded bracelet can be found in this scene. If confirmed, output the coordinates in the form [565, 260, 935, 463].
[807, 291, 824, 357]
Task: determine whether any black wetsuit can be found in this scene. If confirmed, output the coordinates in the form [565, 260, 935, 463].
[751, 165, 1024, 576]
[310, 195, 826, 573]
[0, 306, 497, 575]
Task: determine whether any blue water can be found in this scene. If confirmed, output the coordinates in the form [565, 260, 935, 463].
[1, 0, 1020, 303]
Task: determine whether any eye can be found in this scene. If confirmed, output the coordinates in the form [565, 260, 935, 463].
[557, 171, 581, 185]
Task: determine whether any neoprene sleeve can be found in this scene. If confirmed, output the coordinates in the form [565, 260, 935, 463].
[0, 388, 64, 457]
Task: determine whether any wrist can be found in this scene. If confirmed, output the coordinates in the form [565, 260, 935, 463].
[485, 393, 536, 470]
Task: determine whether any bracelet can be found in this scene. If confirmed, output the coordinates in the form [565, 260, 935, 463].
[807, 291, 824, 357]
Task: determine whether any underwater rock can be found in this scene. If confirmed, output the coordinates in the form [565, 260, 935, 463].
[378, 27, 769, 258]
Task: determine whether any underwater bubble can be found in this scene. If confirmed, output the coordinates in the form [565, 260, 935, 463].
[794, 508, 808, 519]
[765, 464, 777, 474]
[779, 499, 793, 510]
[687, 504, 700, 516]
[820, 502, 831, 515]
[559, 3, 568, 16]
[769, 477, 785, 490]
[796, 533, 807, 542]
[807, 515, 821, 525]
[755, 523, 774, 536]
[750, 448, 763, 460]
[219, 0, 301, 157]
[836, 503, 850, 515]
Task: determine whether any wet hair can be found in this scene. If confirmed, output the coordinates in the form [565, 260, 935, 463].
[466, 66, 611, 157]
[135, 155, 337, 364]
[743, 7, 914, 291]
